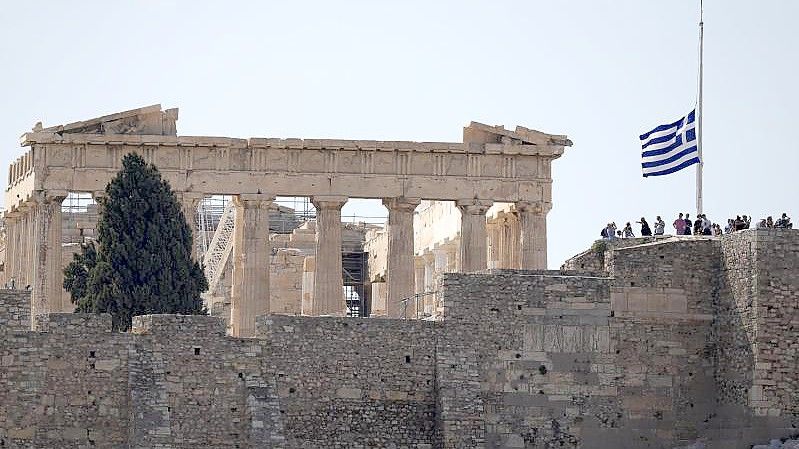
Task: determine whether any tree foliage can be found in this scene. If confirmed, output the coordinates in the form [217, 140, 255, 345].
[64, 153, 208, 330]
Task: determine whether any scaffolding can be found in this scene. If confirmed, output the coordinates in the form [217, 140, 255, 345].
[343, 251, 369, 317]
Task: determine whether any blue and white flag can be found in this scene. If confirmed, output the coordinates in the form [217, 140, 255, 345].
[640, 109, 700, 177]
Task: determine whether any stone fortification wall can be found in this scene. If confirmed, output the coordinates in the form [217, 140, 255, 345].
[0, 290, 30, 331]
[257, 315, 439, 447]
[0, 304, 438, 448]
[717, 230, 799, 418]
[436, 270, 721, 449]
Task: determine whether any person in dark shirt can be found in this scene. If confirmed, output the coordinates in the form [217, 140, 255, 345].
[638, 217, 652, 236]
[734, 215, 744, 231]
[683, 213, 693, 235]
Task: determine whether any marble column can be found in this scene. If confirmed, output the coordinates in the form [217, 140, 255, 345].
[178, 192, 205, 260]
[445, 244, 458, 272]
[413, 256, 425, 294]
[43, 192, 67, 312]
[456, 199, 493, 272]
[230, 194, 273, 338]
[4, 212, 19, 286]
[383, 197, 420, 318]
[517, 201, 550, 270]
[422, 252, 436, 293]
[487, 218, 501, 269]
[311, 196, 347, 316]
[500, 213, 521, 269]
[17, 205, 30, 287]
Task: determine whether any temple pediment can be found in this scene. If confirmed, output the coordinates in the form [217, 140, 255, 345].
[32, 104, 178, 137]
[464, 121, 572, 147]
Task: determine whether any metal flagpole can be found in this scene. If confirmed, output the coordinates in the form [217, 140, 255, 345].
[696, 0, 704, 214]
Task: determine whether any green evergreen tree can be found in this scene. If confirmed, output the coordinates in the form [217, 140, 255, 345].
[64, 153, 207, 330]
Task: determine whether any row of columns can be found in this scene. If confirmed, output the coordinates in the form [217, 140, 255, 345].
[2, 189, 548, 333]
[5, 191, 68, 324]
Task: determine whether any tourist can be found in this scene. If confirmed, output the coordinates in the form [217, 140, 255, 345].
[713, 223, 723, 236]
[684, 213, 693, 235]
[766, 216, 774, 228]
[693, 216, 702, 235]
[757, 218, 768, 229]
[775, 213, 792, 229]
[623, 222, 635, 238]
[638, 217, 652, 236]
[701, 214, 712, 235]
[654, 216, 665, 235]
[673, 213, 685, 235]
[733, 216, 744, 231]
[725, 218, 734, 234]
[604, 222, 616, 240]
[742, 215, 751, 229]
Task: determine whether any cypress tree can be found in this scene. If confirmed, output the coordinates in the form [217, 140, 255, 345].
[64, 153, 208, 330]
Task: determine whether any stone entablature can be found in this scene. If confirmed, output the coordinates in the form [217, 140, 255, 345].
[7, 122, 569, 211]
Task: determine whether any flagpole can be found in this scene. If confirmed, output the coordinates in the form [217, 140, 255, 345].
[696, 0, 704, 214]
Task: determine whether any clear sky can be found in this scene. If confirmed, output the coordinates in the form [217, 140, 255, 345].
[2, 1, 798, 268]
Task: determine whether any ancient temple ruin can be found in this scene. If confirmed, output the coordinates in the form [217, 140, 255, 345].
[1, 105, 571, 335]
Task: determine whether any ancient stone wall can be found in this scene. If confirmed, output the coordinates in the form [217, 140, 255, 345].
[0, 290, 31, 332]
[717, 230, 799, 417]
[0, 298, 438, 448]
[257, 315, 439, 447]
[436, 270, 720, 449]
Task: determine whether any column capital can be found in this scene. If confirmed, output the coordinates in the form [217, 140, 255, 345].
[414, 256, 426, 269]
[234, 193, 274, 208]
[456, 198, 493, 215]
[515, 201, 551, 215]
[311, 195, 348, 210]
[3, 209, 21, 219]
[382, 197, 421, 212]
[38, 189, 69, 203]
[91, 190, 106, 201]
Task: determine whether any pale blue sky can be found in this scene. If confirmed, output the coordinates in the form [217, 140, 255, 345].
[2, 1, 798, 267]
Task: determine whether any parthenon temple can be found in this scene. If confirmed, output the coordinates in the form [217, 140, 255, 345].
[1, 105, 571, 336]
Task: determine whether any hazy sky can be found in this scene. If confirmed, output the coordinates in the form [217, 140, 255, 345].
[2, 1, 797, 268]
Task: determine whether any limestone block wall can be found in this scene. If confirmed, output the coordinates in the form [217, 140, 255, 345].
[436, 256, 798, 449]
[0, 290, 31, 332]
[0, 297, 439, 448]
[435, 271, 717, 449]
[257, 315, 439, 447]
[718, 230, 799, 417]
[0, 312, 132, 448]
[269, 249, 304, 315]
[414, 201, 460, 255]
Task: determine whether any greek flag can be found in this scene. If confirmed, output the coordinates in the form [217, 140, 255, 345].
[640, 109, 700, 177]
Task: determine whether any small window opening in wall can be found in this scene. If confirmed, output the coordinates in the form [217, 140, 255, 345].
[194, 347, 201, 356]
[89, 351, 95, 358]
[630, 282, 635, 287]
[405, 355, 411, 363]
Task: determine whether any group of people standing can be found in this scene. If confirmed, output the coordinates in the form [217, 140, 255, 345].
[672, 213, 716, 236]
[601, 211, 792, 240]
[600, 216, 667, 239]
